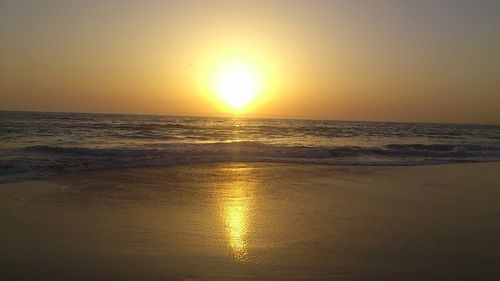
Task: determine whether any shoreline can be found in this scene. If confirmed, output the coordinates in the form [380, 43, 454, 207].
[3, 160, 500, 186]
[1, 162, 499, 280]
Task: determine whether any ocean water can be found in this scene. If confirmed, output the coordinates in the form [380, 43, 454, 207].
[1, 111, 500, 183]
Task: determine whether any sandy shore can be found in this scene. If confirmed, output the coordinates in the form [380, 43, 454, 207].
[1, 162, 499, 280]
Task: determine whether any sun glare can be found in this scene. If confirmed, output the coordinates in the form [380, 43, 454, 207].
[214, 61, 262, 111]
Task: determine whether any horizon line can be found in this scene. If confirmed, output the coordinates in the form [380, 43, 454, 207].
[1, 108, 498, 127]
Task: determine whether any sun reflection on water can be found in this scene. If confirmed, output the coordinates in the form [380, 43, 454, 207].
[225, 195, 249, 259]
[219, 166, 255, 261]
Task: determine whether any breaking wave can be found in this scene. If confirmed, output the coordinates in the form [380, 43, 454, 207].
[2, 142, 500, 183]
[2, 111, 500, 183]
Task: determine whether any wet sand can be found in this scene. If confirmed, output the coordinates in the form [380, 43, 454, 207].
[1, 162, 499, 281]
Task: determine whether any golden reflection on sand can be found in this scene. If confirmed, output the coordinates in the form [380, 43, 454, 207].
[219, 166, 255, 261]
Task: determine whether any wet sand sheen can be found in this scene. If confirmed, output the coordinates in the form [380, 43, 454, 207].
[1, 163, 499, 280]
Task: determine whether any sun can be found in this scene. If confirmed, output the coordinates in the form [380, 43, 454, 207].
[214, 61, 262, 111]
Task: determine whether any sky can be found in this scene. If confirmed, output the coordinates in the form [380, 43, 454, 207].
[1, 0, 499, 124]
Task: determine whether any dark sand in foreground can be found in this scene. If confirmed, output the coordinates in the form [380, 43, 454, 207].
[1, 163, 499, 280]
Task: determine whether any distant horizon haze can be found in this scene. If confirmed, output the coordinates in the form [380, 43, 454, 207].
[1, 108, 499, 126]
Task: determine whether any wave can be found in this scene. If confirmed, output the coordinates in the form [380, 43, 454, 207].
[2, 142, 500, 183]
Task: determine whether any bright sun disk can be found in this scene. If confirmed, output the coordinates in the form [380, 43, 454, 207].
[214, 62, 261, 111]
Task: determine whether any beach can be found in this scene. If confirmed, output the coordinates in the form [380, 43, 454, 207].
[2, 0, 500, 280]
[1, 162, 499, 280]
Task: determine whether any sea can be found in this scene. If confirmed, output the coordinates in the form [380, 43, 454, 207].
[1, 111, 500, 183]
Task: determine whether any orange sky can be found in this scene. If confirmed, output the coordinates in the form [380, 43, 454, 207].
[1, 1, 499, 124]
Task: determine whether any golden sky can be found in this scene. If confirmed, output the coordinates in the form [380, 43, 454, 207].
[1, 0, 499, 123]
